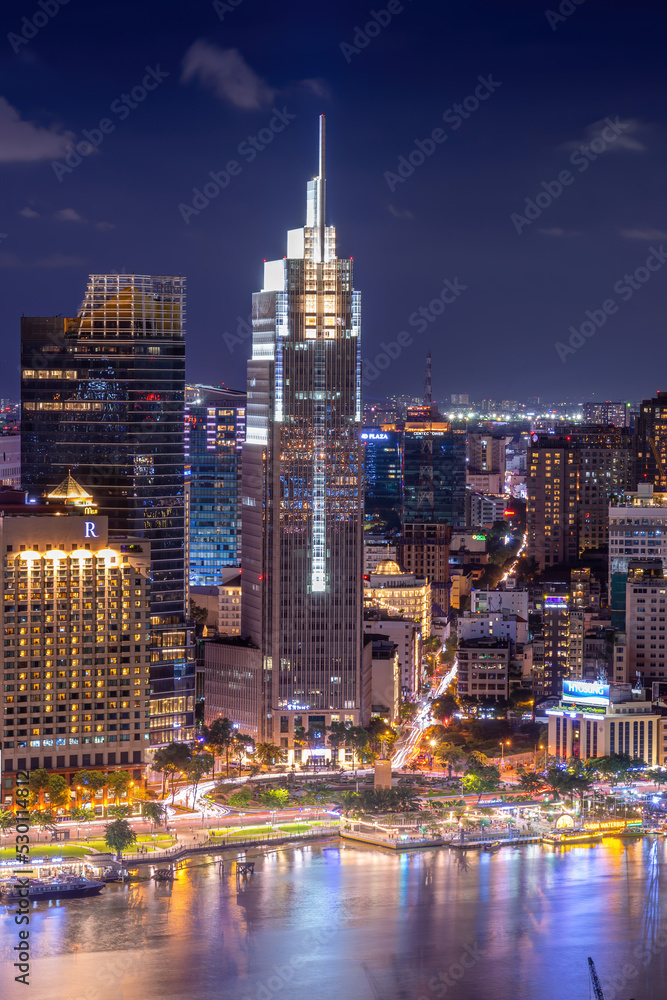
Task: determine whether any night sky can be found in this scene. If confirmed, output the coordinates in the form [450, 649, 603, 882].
[1, 0, 666, 405]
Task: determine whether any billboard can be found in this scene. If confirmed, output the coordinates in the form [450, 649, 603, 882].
[562, 680, 610, 707]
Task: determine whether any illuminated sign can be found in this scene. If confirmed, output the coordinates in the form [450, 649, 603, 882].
[562, 680, 610, 707]
[84, 521, 98, 539]
[471, 534, 486, 541]
[361, 432, 389, 441]
[582, 819, 641, 832]
[544, 596, 568, 609]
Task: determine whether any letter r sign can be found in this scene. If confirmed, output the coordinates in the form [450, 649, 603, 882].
[84, 521, 98, 538]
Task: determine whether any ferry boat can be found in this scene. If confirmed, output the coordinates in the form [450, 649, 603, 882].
[0, 876, 105, 902]
[542, 829, 603, 847]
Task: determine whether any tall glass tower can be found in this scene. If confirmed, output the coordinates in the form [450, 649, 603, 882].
[185, 383, 246, 585]
[241, 117, 364, 747]
[21, 275, 195, 744]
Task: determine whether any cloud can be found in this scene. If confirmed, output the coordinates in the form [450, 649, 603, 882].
[0, 96, 71, 163]
[300, 78, 330, 100]
[95, 221, 116, 231]
[19, 206, 40, 218]
[0, 252, 20, 267]
[181, 42, 274, 110]
[562, 117, 646, 153]
[388, 205, 415, 221]
[537, 227, 581, 237]
[620, 227, 667, 240]
[54, 208, 84, 222]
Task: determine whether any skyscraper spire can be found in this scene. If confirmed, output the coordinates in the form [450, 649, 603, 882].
[318, 114, 326, 263]
[424, 351, 432, 406]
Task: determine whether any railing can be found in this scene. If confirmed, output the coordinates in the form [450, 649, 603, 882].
[103, 826, 337, 864]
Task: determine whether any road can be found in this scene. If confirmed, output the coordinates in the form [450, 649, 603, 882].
[391, 661, 458, 769]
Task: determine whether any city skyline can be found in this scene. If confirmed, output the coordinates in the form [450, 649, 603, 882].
[2, 0, 667, 402]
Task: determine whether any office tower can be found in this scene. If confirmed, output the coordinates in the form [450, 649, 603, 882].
[20, 276, 194, 744]
[635, 392, 667, 491]
[361, 427, 401, 528]
[582, 401, 629, 427]
[401, 405, 464, 608]
[1, 497, 151, 796]
[220, 116, 364, 750]
[466, 432, 507, 494]
[527, 425, 634, 570]
[609, 484, 667, 629]
[185, 383, 246, 585]
[456, 637, 511, 703]
[402, 406, 466, 527]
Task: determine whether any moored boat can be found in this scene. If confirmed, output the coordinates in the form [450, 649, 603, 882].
[0, 876, 105, 902]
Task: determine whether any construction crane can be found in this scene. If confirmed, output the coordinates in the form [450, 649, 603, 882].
[588, 958, 605, 1000]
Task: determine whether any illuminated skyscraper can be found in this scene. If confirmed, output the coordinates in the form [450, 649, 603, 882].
[230, 117, 365, 751]
[185, 383, 246, 585]
[20, 276, 195, 744]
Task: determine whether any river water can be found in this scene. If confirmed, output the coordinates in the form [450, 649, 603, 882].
[1, 837, 665, 1000]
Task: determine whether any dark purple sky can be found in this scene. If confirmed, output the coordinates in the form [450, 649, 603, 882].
[1, 0, 666, 405]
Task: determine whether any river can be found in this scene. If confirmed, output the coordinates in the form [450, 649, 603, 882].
[1, 836, 665, 1000]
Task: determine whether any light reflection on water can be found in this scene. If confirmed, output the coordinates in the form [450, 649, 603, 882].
[0, 838, 665, 1000]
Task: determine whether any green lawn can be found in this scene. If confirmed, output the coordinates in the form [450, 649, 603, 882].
[0, 844, 91, 861]
[74, 835, 177, 853]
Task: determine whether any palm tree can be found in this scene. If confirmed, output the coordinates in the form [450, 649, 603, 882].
[517, 769, 544, 794]
[253, 743, 288, 769]
[335, 791, 360, 817]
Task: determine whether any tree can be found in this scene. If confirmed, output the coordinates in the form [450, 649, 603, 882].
[430, 694, 459, 720]
[231, 734, 255, 773]
[70, 806, 95, 837]
[47, 774, 70, 813]
[462, 764, 501, 804]
[183, 752, 214, 808]
[201, 717, 234, 778]
[344, 726, 370, 775]
[107, 804, 132, 820]
[335, 791, 360, 817]
[253, 743, 288, 768]
[29, 810, 57, 837]
[104, 818, 137, 861]
[435, 743, 466, 777]
[106, 770, 133, 805]
[517, 769, 544, 794]
[152, 742, 193, 803]
[0, 810, 15, 833]
[258, 788, 290, 808]
[141, 801, 167, 831]
[72, 769, 107, 806]
[28, 768, 51, 809]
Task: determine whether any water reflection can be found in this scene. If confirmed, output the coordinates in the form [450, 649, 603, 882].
[0, 838, 664, 1000]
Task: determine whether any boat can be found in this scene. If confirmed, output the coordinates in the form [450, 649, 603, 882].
[542, 830, 603, 846]
[482, 842, 502, 853]
[0, 876, 105, 902]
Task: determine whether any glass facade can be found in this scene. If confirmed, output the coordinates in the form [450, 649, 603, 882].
[361, 427, 401, 528]
[402, 411, 466, 526]
[185, 384, 246, 585]
[20, 275, 194, 744]
[241, 117, 364, 743]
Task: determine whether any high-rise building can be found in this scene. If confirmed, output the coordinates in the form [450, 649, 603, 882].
[20, 275, 194, 744]
[635, 392, 667, 491]
[527, 426, 634, 570]
[0, 433, 21, 488]
[609, 484, 667, 628]
[214, 117, 364, 750]
[185, 384, 246, 585]
[1, 494, 152, 798]
[402, 407, 466, 527]
[466, 432, 507, 494]
[582, 401, 629, 427]
[361, 427, 401, 528]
